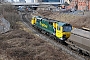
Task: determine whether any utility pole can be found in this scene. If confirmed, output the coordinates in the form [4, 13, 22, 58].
[85, 0, 88, 11]
[3, 7, 5, 16]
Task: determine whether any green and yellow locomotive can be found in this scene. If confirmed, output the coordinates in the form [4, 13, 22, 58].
[31, 16, 72, 41]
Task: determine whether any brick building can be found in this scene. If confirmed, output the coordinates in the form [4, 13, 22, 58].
[67, 0, 90, 11]
[78, 0, 90, 11]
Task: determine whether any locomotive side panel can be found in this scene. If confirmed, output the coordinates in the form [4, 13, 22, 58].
[35, 18, 55, 34]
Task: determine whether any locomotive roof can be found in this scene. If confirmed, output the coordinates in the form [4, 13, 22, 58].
[35, 16, 42, 18]
[42, 18, 57, 22]
[49, 19, 57, 22]
[35, 16, 68, 26]
[46, 18, 68, 26]
[42, 18, 67, 26]
[58, 22, 67, 26]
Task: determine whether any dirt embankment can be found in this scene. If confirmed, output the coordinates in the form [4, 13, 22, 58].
[33, 10, 90, 29]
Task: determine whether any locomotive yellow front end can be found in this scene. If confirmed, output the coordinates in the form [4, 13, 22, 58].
[31, 16, 37, 25]
[56, 22, 72, 41]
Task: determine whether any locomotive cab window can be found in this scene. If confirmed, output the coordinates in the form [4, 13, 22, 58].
[40, 19, 42, 22]
[49, 22, 53, 25]
[37, 19, 39, 22]
[37, 19, 42, 22]
[34, 17, 35, 20]
[57, 26, 60, 30]
[63, 24, 72, 32]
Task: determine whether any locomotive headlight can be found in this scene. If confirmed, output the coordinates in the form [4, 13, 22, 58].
[63, 35, 66, 38]
[60, 35, 66, 40]
[60, 38, 64, 40]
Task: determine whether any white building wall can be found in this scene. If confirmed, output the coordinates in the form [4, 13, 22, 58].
[34, 0, 35, 3]
[28, 0, 34, 3]
[65, 0, 70, 4]
[31, 0, 34, 3]
[26, 0, 34, 3]
[4, 0, 12, 2]
[60, 0, 65, 4]
[34, 0, 38, 3]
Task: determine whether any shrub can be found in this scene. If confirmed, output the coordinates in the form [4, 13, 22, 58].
[0, 4, 21, 29]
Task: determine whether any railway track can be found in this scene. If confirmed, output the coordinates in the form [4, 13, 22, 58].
[19, 11, 89, 60]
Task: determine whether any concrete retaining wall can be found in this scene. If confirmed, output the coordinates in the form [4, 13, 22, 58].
[0, 17, 10, 34]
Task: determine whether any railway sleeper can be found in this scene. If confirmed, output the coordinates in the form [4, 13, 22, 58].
[81, 50, 90, 56]
[68, 44, 90, 57]
[66, 40, 90, 57]
[75, 46, 90, 56]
